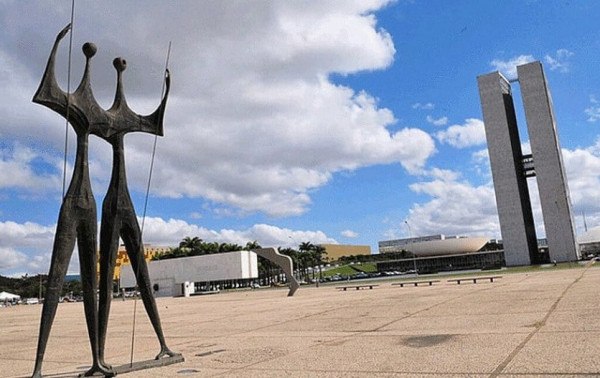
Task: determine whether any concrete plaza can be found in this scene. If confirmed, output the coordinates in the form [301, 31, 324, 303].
[2, 265, 600, 377]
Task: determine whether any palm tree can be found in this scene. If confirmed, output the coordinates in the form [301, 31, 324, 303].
[298, 242, 314, 280]
[218, 242, 243, 253]
[279, 247, 299, 280]
[244, 241, 262, 251]
[179, 236, 203, 250]
[313, 245, 327, 282]
[299, 242, 314, 253]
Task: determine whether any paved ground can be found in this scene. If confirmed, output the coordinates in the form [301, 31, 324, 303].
[2, 265, 600, 377]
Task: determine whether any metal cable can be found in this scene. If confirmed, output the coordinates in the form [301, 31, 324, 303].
[129, 41, 172, 366]
[62, 0, 75, 198]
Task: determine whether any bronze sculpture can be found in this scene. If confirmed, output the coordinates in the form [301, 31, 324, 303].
[31, 24, 179, 377]
[96, 57, 178, 368]
[31, 24, 111, 378]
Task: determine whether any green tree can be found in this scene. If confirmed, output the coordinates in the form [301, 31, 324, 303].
[313, 245, 327, 282]
[179, 236, 203, 253]
[244, 240, 262, 250]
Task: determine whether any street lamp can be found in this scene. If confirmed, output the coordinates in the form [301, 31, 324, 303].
[405, 220, 417, 276]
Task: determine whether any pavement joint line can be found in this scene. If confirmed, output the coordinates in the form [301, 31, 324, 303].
[498, 373, 600, 376]
[161, 305, 359, 377]
[209, 278, 522, 378]
[367, 272, 530, 333]
[489, 266, 590, 378]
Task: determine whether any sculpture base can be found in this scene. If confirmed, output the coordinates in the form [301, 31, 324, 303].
[78, 354, 185, 377]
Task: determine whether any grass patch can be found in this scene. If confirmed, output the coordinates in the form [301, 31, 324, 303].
[323, 260, 594, 282]
[322, 263, 377, 277]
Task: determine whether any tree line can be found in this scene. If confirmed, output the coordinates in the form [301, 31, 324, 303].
[0, 274, 82, 299]
[152, 237, 328, 283]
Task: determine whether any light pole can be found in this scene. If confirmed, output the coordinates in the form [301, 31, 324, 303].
[405, 220, 418, 276]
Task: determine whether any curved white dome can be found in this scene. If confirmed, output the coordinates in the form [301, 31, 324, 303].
[403, 237, 490, 256]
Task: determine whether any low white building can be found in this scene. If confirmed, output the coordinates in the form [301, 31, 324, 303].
[120, 251, 258, 297]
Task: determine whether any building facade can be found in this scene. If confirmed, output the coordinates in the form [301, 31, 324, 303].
[120, 250, 259, 297]
[319, 244, 371, 262]
[106, 244, 171, 281]
[477, 61, 579, 266]
[379, 235, 489, 256]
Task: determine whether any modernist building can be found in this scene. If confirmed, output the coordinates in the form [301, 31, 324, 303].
[377, 250, 505, 275]
[478, 61, 580, 266]
[319, 244, 371, 262]
[120, 251, 258, 297]
[105, 244, 171, 281]
[379, 235, 489, 256]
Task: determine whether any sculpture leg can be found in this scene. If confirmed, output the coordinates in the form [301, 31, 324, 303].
[97, 215, 121, 370]
[121, 221, 179, 360]
[78, 216, 114, 377]
[32, 214, 76, 378]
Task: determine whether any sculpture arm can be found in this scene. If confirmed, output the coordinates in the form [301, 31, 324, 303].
[32, 24, 71, 115]
[104, 69, 170, 138]
[134, 69, 170, 136]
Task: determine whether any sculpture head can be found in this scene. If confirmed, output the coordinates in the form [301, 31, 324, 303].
[83, 42, 97, 58]
[113, 57, 126, 72]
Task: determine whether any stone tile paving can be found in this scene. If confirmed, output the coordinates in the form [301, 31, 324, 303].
[1, 266, 599, 377]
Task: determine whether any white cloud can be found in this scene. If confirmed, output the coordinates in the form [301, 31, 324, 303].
[341, 229, 358, 238]
[401, 140, 600, 241]
[141, 217, 336, 248]
[406, 173, 499, 237]
[563, 142, 600, 215]
[490, 55, 535, 80]
[0, 248, 28, 270]
[426, 115, 448, 126]
[189, 212, 202, 219]
[585, 95, 600, 123]
[412, 102, 435, 110]
[544, 49, 574, 73]
[435, 118, 486, 148]
[0, 2, 438, 217]
[0, 221, 56, 275]
[0, 144, 61, 193]
[0, 216, 338, 275]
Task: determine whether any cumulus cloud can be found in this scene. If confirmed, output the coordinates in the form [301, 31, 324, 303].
[490, 54, 535, 80]
[544, 49, 574, 73]
[562, 141, 600, 219]
[0, 144, 62, 193]
[435, 118, 486, 148]
[341, 229, 358, 238]
[585, 95, 600, 123]
[0, 248, 28, 271]
[141, 217, 336, 248]
[0, 216, 337, 274]
[412, 102, 435, 110]
[0, 1, 436, 217]
[402, 139, 600, 241]
[426, 115, 448, 126]
[0, 221, 56, 275]
[406, 172, 499, 237]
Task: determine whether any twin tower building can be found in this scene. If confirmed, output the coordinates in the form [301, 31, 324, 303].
[478, 61, 580, 266]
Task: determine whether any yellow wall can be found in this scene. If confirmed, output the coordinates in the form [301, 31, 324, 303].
[320, 244, 371, 261]
[99, 245, 171, 280]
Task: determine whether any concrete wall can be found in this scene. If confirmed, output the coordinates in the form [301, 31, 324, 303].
[120, 251, 259, 297]
[477, 72, 538, 266]
[517, 62, 580, 262]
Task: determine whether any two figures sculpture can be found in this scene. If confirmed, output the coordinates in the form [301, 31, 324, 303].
[31, 24, 179, 377]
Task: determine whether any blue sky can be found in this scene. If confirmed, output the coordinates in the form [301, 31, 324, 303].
[2, 0, 600, 276]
